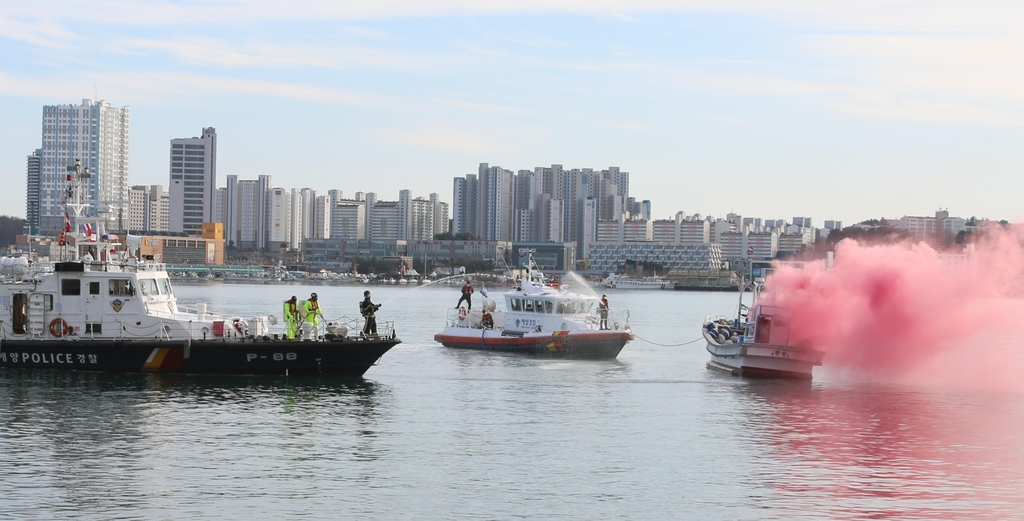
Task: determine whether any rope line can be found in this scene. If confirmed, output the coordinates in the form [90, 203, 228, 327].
[633, 333, 704, 347]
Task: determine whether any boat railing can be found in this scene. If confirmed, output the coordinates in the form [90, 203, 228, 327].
[445, 307, 631, 330]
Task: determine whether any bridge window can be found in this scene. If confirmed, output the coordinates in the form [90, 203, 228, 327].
[139, 279, 158, 296]
[523, 299, 534, 312]
[89, 282, 100, 295]
[534, 300, 545, 313]
[544, 301, 554, 314]
[510, 298, 521, 311]
[159, 278, 173, 296]
[109, 279, 135, 296]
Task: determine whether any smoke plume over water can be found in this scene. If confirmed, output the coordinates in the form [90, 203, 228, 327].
[761, 226, 1024, 390]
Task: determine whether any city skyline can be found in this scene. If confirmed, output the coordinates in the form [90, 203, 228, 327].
[2, 2, 1022, 225]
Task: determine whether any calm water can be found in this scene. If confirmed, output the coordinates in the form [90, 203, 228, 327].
[2, 283, 1023, 520]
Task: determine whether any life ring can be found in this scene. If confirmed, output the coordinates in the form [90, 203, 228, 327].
[49, 318, 71, 338]
[458, 307, 468, 321]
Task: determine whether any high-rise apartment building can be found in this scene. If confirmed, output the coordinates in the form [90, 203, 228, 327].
[169, 127, 217, 234]
[331, 199, 366, 240]
[128, 185, 170, 232]
[25, 149, 42, 233]
[454, 163, 628, 246]
[223, 174, 272, 249]
[34, 99, 130, 233]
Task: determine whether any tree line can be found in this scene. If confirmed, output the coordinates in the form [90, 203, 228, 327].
[0, 215, 25, 247]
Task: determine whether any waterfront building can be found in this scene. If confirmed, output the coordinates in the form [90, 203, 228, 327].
[587, 243, 723, 273]
[510, 242, 576, 271]
[405, 239, 511, 266]
[35, 99, 130, 234]
[168, 127, 217, 234]
[301, 238, 410, 266]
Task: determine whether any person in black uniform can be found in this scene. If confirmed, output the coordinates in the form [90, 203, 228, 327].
[598, 293, 610, 330]
[360, 290, 381, 337]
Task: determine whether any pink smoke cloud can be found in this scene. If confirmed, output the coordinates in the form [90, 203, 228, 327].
[761, 225, 1024, 389]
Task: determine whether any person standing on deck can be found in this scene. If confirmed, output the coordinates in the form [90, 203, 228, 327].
[284, 296, 300, 339]
[304, 293, 323, 328]
[599, 294, 610, 330]
[360, 290, 381, 337]
[457, 280, 474, 310]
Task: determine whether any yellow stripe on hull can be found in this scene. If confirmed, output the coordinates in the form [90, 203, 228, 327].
[142, 348, 170, 371]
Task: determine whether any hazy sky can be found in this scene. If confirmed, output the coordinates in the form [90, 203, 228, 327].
[1, 1, 1021, 225]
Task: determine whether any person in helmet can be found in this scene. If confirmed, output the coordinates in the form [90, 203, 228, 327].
[360, 290, 381, 337]
[303, 292, 323, 328]
[283, 295, 300, 339]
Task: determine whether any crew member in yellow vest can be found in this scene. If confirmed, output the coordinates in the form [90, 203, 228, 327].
[283, 296, 300, 339]
[304, 292, 323, 327]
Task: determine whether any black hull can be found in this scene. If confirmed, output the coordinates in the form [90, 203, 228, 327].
[0, 337, 400, 377]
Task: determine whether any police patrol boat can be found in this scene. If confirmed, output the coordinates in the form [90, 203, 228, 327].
[702, 281, 824, 379]
[0, 159, 399, 376]
[434, 251, 633, 358]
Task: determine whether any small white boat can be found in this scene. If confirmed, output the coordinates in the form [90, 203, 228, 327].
[603, 274, 668, 290]
[435, 252, 633, 358]
[703, 282, 824, 379]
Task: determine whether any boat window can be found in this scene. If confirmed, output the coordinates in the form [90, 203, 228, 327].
[544, 301, 554, 314]
[61, 279, 81, 296]
[43, 294, 53, 311]
[139, 278, 159, 297]
[535, 300, 546, 313]
[581, 302, 593, 313]
[89, 282, 100, 295]
[510, 298, 521, 311]
[523, 299, 534, 312]
[556, 302, 566, 314]
[109, 279, 135, 296]
[159, 278, 173, 296]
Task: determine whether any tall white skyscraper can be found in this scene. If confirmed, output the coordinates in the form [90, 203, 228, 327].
[268, 188, 291, 244]
[35, 99, 130, 233]
[169, 127, 217, 234]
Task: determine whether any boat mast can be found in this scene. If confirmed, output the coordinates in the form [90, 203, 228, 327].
[62, 158, 91, 262]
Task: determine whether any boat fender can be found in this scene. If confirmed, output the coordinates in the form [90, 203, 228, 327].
[184, 337, 192, 359]
[49, 318, 71, 338]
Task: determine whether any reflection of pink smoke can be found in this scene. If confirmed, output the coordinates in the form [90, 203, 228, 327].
[761, 226, 1024, 385]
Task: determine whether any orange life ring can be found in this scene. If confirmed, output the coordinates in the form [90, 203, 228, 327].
[458, 307, 468, 321]
[49, 318, 71, 338]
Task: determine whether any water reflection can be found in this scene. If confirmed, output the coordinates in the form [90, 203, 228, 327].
[732, 380, 1024, 519]
[0, 368, 392, 518]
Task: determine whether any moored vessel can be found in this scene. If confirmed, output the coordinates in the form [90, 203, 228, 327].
[434, 252, 633, 358]
[602, 273, 669, 290]
[702, 282, 824, 379]
[0, 160, 399, 377]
